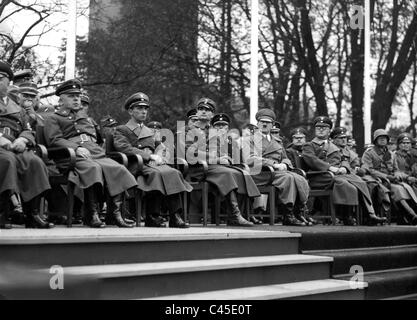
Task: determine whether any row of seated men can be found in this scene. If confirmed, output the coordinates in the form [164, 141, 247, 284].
[1, 60, 416, 230]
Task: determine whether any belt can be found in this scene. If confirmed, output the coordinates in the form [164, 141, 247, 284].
[68, 134, 97, 144]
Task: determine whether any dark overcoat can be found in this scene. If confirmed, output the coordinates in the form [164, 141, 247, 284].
[243, 134, 309, 205]
[183, 125, 259, 197]
[113, 119, 192, 196]
[302, 138, 374, 213]
[0, 98, 50, 201]
[43, 108, 137, 196]
[362, 146, 417, 203]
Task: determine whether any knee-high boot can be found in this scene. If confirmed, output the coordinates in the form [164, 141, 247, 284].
[167, 194, 189, 228]
[24, 196, 54, 229]
[226, 191, 253, 226]
[0, 193, 12, 229]
[84, 187, 105, 228]
[107, 193, 134, 228]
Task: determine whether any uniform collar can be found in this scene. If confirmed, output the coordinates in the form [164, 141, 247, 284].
[312, 137, 326, 145]
[126, 119, 153, 138]
[374, 145, 388, 155]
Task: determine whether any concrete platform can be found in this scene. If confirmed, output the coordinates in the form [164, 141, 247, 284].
[0, 226, 299, 244]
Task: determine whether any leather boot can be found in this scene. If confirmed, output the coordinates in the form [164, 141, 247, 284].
[399, 200, 417, 225]
[283, 204, 306, 226]
[169, 210, 189, 228]
[0, 193, 12, 229]
[84, 187, 105, 228]
[9, 193, 24, 225]
[367, 213, 387, 225]
[25, 196, 54, 229]
[107, 194, 134, 228]
[226, 191, 253, 226]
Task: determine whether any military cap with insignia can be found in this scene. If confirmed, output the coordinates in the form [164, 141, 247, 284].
[290, 127, 307, 137]
[13, 69, 33, 84]
[0, 60, 14, 80]
[211, 113, 230, 126]
[18, 81, 38, 96]
[313, 116, 333, 128]
[196, 97, 216, 112]
[330, 127, 348, 139]
[147, 121, 162, 130]
[255, 108, 276, 123]
[397, 132, 413, 145]
[271, 121, 281, 133]
[243, 123, 258, 134]
[187, 108, 198, 119]
[100, 115, 118, 128]
[55, 79, 82, 96]
[80, 91, 90, 104]
[124, 92, 150, 110]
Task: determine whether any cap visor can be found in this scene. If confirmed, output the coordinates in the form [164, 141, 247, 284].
[259, 117, 273, 123]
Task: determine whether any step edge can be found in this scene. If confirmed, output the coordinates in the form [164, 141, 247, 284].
[142, 279, 368, 300]
[0, 232, 301, 245]
[305, 244, 417, 255]
[56, 254, 333, 278]
[334, 265, 417, 278]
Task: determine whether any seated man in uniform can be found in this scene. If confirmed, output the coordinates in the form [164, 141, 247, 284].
[182, 98, 256, 226]
[113, 92, 192, 228]
[186, 108, 199, 130]
[0, 61, 53, 229]
[44, 79, 138, 228]
[302, 117, 382, 225]
[331, 127, 386, 225]
[286, 127, 308, 170]
[243, 109, 312, 226]
[362, 130, 417, 225]
[210, 113, 262, 224]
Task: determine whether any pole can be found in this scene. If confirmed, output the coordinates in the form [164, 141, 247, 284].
[65, 0, 77, 80]
[364, 0, 371, 145]
[250, 0, 259, 124]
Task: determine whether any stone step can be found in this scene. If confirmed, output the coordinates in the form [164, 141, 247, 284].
[334, 266, 417, 299]
[59, 254, 332, 299]
[306, 244, 417, 275]
[0, 227, 300, 267]
[144, 279, 367, 300]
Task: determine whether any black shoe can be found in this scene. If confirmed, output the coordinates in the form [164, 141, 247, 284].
[26, 214, 54, 229]
[343, 217, 357, 226]
[169, 213, 190, 228]
[145, 215, 166, 227]
[368, 213, 386, 226]
[295, 214, 312, 226]
[249, 216, 263, 225]
[283, 215, 306, 226]
[85, 213, 106, 228]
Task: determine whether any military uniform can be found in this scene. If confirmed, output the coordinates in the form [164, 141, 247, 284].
[362, 144, 417, 204]
[113, 92, 191, 228]
[286, 127, 307, 169]
[0, 97, 51, 202]
[43, 79, 138, 228]
[303, 118, 376, 217]
[182, 98, 254, 226]
[243, 110, 309, 208]
[0, 61, 52, 228]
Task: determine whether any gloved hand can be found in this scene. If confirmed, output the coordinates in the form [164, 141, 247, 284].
[407, 176, 417, 185]
[10, 137, 28, 153]
[0, 136, 12, 150]
[356, 167, 366, 176]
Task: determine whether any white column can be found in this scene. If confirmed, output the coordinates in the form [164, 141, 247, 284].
[250, 0, 259, 124]
[364, 0, 371, 144]
[65, 0, 77, 80]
